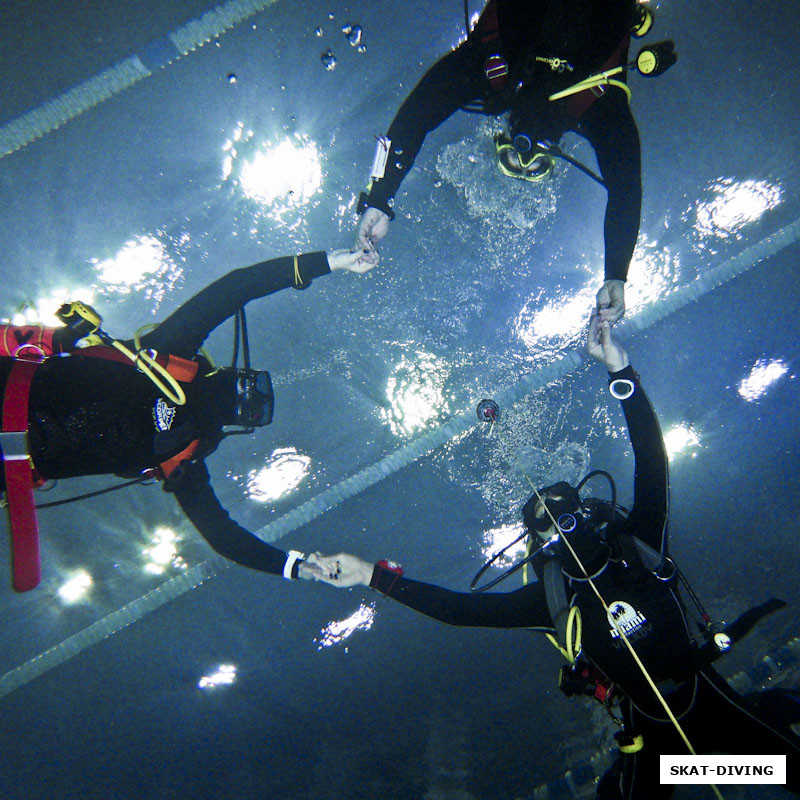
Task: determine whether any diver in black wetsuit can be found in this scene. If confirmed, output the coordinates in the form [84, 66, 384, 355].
[356, 0, 650, 324]
[1, 249, 375, 590]
[310, 312, 800, 798]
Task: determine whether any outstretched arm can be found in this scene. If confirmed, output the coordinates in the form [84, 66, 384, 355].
[586, 310, 669, 553]
[306, 552, 553, 630]
[582, 91, 642, 323]
[357, 44, 485, 248]
[172, 460, 322, 580]
[138, 249, 375, 358]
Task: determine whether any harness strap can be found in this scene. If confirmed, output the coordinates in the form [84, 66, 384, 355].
[544, 558, 571, 647]
[1, 359, 42, 591]
[0, 325, 58, 360]
[478, 0, 500, 44]
[564, 32, 631, 119]
[158, 439, 201, 481]
[77, 346, 200, 382]
[476, 0, 510, 92]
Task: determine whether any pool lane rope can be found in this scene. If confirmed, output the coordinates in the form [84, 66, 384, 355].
[1, 216, 799, 698]
[0, 0, 278, 159]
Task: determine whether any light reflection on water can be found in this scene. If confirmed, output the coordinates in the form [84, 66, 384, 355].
[221, 124, 324, 235]
[92, 233, 184, 312]
[686, 177, 782, 251]
[244, 447, 312, 503]
[382, 346, 452, 436]
[664, 424, 701, 461]
[316, 602, 376, 650]
[436, 118, 560, 232]
[512, 232, 680, 356]
[737, 358, 790, 403]
[480, 523, 528, 564]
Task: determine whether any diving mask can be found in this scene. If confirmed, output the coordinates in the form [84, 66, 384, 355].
[235, 369, 274, 428]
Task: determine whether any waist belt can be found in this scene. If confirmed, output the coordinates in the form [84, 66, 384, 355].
[1, 359, 42, 591]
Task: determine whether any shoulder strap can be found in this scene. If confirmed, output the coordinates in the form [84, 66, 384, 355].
[474, 0, 511, 92]
[158, 438, 201, 481]
[543, 559, 571, 645]
[1, 359, 43, 590]
[76, 346, 200, 383]
[613, 531, 665, 575]
[630, 535, 666, 572]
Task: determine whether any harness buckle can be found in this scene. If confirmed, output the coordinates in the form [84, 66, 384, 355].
[484, 55, 509, 90]
[0, 430, 31, 461]
[12, 342, 48, 362]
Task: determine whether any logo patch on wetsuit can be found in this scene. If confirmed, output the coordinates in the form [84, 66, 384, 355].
[607, 600, 649, 642]
[154, 398, 176, 432]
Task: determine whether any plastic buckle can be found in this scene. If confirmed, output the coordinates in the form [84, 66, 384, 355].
[484, 55, 509, 90]
[0, 431, 31, 461]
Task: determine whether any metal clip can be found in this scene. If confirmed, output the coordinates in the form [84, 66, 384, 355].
[538, 57, 574, 73]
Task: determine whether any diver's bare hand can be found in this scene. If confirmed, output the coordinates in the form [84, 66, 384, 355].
[587, 308, 629, 372]
[327, 248, 378, 274]
[356, 207, 390, 250]
[306, 552, 374, 588]
[596, 279, 625, 324]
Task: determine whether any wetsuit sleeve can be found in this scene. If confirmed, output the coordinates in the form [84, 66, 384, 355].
[364, 44, 485, 217]
[612, 363, 669, 553]
[172, 460, 298, 577]
[369, 566, 554, 630]
[579, 90, 641, 282]
[137, 252, 331, 358]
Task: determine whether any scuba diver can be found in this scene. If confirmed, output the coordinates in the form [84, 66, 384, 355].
[356, 0, 677, 324]
[308, 312, 800, 798]
[1, 248, 376, 592]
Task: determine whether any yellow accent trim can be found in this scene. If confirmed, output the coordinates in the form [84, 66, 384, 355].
[545, 605, 582, 664]
[80, 333, 104, 347]
[495, 143, 554, 182]
[619, 733, 644, 754]
[293, 254, 304, 287]
[111, 339, 186, 406]
[632, 5, 653, 38]
[134, 324, 217, 376]
[548, 66, 632, 104]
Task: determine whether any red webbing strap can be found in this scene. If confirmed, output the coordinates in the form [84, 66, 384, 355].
[479, 0, 500, 43]
[476, 0, 509, 91]
[565, 32, 632, 119]
[2, 359, 42, 591]
[157, 439, 201, 481]
[77, 346, 200, 382]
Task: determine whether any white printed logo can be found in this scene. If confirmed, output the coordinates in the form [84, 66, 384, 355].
[154, 398, 176, 432]
[607, 600, 648, 640]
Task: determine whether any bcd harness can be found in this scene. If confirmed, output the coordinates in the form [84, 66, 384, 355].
[472, 0, 633, 117]
[1, 322, 203, 592]
[542, 532, 785, 753]
[471, 0, 674, 117]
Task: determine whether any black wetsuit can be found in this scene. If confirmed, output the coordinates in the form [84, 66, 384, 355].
[1, 253, 332, 579]
[364, 0, 641, 282]
[368, 366, 800, 798]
